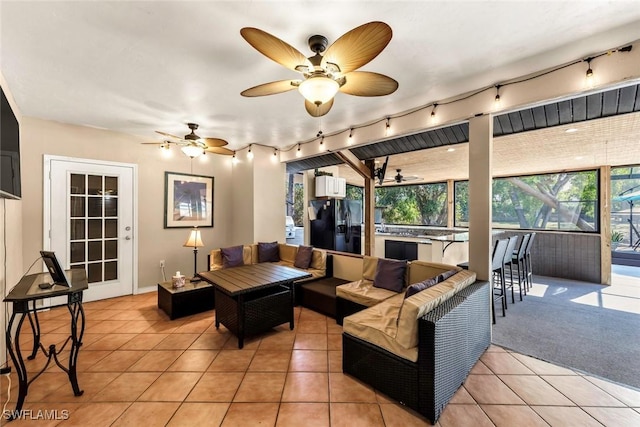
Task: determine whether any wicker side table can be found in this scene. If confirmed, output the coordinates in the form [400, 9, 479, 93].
[157, 280, 215, 320]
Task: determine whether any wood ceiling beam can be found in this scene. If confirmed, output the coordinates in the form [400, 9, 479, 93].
[335, 149, 372, 180]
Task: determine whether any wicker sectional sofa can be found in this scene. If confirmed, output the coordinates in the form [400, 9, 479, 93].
[339, 256, 491, 423]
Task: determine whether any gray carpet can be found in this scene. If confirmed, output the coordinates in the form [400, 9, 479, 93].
[491, 275, 640, 390]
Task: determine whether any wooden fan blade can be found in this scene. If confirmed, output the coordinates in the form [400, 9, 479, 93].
[322, 22, 392, 74]
[204, 146, 234, 156]
[241, 80, 300, 97]
[305, 98, 334, 117]
[155, 131, 182, 139]
[339, 71, 398, 96]
[203, 138, 228, 148]
[241, 27, 312, 71]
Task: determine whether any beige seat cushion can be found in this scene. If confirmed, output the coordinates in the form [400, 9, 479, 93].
[408, 261, 461, 285]
[336, 279, 398, 307]
[396, 269, 477, 349]
[278, 244, 298, 264]
[343, 293, 417, 362]
[209, 245, 252, 270]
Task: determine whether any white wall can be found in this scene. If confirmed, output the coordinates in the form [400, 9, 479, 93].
[20, 117, 234, 292]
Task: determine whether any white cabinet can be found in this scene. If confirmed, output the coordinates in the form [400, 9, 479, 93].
[315, 176, 346, 198]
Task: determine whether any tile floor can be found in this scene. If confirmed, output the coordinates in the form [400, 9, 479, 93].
[1, 291, 640, 426]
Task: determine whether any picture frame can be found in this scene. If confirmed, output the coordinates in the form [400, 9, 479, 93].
[164, 172, 214, 228]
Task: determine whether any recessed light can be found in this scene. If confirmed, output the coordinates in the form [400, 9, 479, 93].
[447, 148, 455, 152]
[565, 128, 578, 133]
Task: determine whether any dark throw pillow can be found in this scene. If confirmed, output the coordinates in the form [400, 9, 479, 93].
[221, 245, 244, 268]
[373, 258, 407, 293]
[258, 242, 280, 263]
[294, 245, 313, 269]
[405, 277, 439, 298]
[437, 269, 458, 283]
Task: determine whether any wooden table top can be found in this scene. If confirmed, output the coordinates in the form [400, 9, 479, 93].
[197, 263, 312, 296]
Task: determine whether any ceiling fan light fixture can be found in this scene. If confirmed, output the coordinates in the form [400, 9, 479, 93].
[298, 75, 339, 106]
[247, 144, 254, 160]
[181, 145, 205, 158]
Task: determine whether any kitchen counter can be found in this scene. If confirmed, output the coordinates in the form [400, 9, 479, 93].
[374, 230, 469, 265]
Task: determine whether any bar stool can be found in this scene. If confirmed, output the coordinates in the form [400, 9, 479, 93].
[500, 235, 520, 304]
[491, 238, 509, 324]
[524, 232, 536, 290]
[510, 233, 530, 297]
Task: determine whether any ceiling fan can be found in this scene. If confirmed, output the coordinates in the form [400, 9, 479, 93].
[142, 123, 233, 157]
[384, 169, 421, 184]
[240, 21, 398, 117]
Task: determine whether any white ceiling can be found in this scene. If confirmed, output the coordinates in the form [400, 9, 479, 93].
[2, 1, 640, 152]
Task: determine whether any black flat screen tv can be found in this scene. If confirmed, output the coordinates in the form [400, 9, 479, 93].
[0, 86, 21, 199]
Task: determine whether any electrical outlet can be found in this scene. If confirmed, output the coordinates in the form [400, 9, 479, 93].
[160, 260, 165, 268]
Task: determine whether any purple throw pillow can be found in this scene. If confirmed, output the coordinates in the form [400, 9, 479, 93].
[258, 242, 280, 263]
[221, 245, 244, 268]
[373, 258, 407, 293]
[437, 269, 458, 283]
[405, 277, 439, 298]
[294, 245, 313, 269]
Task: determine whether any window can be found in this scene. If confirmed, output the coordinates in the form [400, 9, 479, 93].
[376, 182, 447, 226]
[455, 170, 598, 232]
[611, 165, 640, 249]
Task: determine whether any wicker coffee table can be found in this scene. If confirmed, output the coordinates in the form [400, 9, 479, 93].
[198, 263, 311, 348]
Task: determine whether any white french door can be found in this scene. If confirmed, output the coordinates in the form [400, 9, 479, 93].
[45, 156, 137, 302]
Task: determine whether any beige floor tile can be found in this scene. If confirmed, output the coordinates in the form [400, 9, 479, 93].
[258, 330, 297, 350]
[248, 350, 291, 372]
[112, 401, 180, 426]
[166, 349, 217, 372]
[127, 349, 183, 371]
[186, 372, 245, 402]
[221, 402, 279, 427]
[222, 334, 262, 350]
[294, 333, 328, 350]
[282, 372, 329, 402]
[188, 332, 231, 349]
[542, 375, 626, 406]
[481, 404, 549, 427]
[297, 319, 328, 334]
[62, 402, 131, 427]
[18, 372, 75, 402]
[86, 320, 129, 334]
[40, 372, 119, 403]
[470, 360, 493, 375]
[153, 333, 199, 350]
[92, 372, 162, 401]
[138, 372, 202, 401]
[438, 403, 493, 427]
[330, 403, 385, 427]
[234, 372, 286, 402]
[480, 351, 535, 375]
[115, 320, 157, 333]
[299, 309, 327, 322]
[328, 350, 343, 372]
[289, 350, 328, 372]
[584, 375, 640, 406]
[327, 333, 342, 351]
[583, 406, 640, 427]
[174, 318, 213, 334]
[84, 333, 137, 351]
[86, 350, 147, 372]
[167, 402, 230, 427]
[532, 406, 603, 427]
[511, 353, 576, 375]
[329, 372, 377, 402]
[143, 320, 187, 334]
[119, 333, 169, 350]
[327, 319, 343, 334]
[463, 374, 525, 405]
[499, 374, 574, 405]
[75, 349, 113, 371]
[379, 403, 431, 426]
[449, 386, 476, 404]
[276, 402, 330, 427]
[207, 349, 256, 371]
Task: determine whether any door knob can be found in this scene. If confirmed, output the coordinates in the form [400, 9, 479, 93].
[125, 236, 131, 240]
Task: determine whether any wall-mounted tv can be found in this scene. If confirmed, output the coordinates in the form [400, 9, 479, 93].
[0, 86, 21, 199]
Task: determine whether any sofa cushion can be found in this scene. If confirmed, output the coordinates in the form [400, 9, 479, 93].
[373, 258, 407, 293]
[210, 246, 252, 270]
[279, 244, 298, 264]
[362, 256, 378, 281]
[437, 269, 458, 283]
[294, 245, 314, 269]
[408, 261, 461, 286]
[396, 269, 477, 349]
[258, 241, 280, 263]
[336, 280, 398, 307]
[343, 293, 418, 362]
[221, 245, 245, 268]
[405, 276, 439, 298]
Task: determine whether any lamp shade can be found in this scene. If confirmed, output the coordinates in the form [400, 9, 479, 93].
[298, 76, 339, 106]
[183, 228, 204, 248]
[181, 145, 205, 158]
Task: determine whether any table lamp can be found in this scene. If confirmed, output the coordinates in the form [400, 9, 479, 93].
[183, 227, 204, 282]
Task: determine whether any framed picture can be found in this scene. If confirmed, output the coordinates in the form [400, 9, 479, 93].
[164, 172, 214, 228]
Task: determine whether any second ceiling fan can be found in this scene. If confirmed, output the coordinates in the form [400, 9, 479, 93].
[240, 21, 398, 117]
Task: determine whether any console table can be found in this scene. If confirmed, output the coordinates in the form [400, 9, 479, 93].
[3, 269, 88, 420]
[198, 264, 311, 348]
